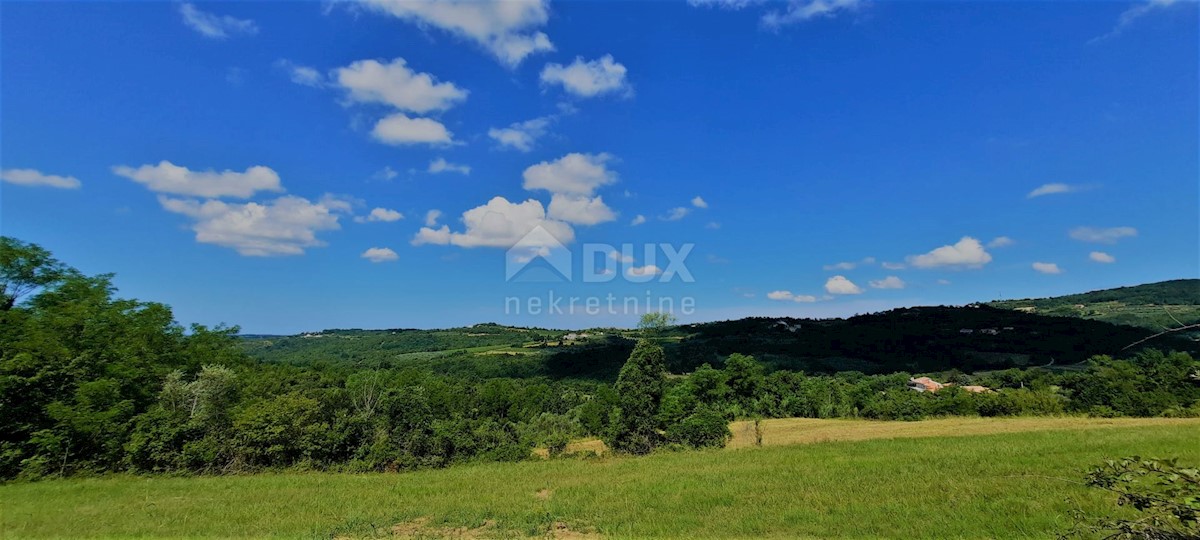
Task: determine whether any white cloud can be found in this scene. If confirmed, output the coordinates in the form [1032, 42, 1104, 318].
[881, 262, 906, 270]
[689, 0, 763, 9]
[411, 196, 573, 248]
[987, 236, 1015, 248]
[868, 276, 906, 289]
[355, 208, 404, 223]
[906, 237, 992, 269]
[488, 117, 552, 152]
[825, 275, 864, 295]
[626, 264, 663, 278]
[275, 60, 324, 88]
[547, 194, 616, 225]
[522, 152, 617, 196]
[1, 168, 81, 189]
[179, 3, 258, 39]
[373, 166, 399, 181]
[691, 196, 708, 208]
[428, 157, 471, 175]
[767, 290, 817, 303]
[112, 161, 282, 199]
[360, 0, 554, 67]
[1092, 0, 1181, 43]
[609, 250, 635, 264]
[1069, 226, 1138, 244]
[424, 209, 442, 227]
[335, 58, 467, 114]
[371, 113, 455, 146]
[158, 194, 349, 256]
[761, 0, 864, 29]
[823, 261, 857, 271]
[1032, 262, 1063, 274]
[540, 55, 631, 98]
[630, 215, 647, 226]
[1027, 183, 1084, 198]
[662, 207, 690, 221]
[361, 247, 399, 263]
[1089, 251, 1117, 264]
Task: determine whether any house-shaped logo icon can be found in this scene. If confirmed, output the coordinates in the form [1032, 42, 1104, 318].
[505, 225, 572, 282]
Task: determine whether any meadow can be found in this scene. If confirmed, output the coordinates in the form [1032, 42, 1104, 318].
[3, 417, 1198, 539]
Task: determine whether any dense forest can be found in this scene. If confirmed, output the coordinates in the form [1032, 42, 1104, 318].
[2, 236, 1198, 481]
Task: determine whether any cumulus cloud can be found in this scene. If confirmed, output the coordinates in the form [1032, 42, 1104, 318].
[691, 196, 708, 208]
[662, 207, 690, 221]
[906, 237, 993, 269]
[540, 55, 631, 98]
[761, 0, 864, 29]
[488, 116, 552, 152]
[428, 157, 471, 175]
[1090, 251, 1116, 263]
[767, 290, 818, 303]
[411, 196, 573, 248]
[825, 275, 864, 295]
[371, 113, 455, 146]
[1027, 183, 1084, 198]
[630, 215, 647, 226]
[361, 247, 399, 263]
[626, 264, 663, 278]
[1032, 262, 1063, 274]
[424, 209, 442, 227]
[355, 208, 404, 223]
[1069, 226, 1138, 244]
[522, 152, 617, 196]
[112, 161, 283, 199]
[1, 168, 81, 189]
[158, 194, 349, 256]
[360, 0, 554, 67]
[868, 276, 906, 289]
[179, 3, 258, 39]
[335, 57, 467, 113]
[547, 194, 616, 225]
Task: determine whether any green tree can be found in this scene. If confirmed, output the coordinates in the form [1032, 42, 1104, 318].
[606, 340, 667, 454]
[637, 312, 677, 336]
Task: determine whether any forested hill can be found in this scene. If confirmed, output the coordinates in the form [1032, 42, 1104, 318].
[242, 305, 1196, 380]
[988, 279, 1200, 330]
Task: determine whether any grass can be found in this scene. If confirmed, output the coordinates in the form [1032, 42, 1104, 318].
[3, 419, 1198, 539]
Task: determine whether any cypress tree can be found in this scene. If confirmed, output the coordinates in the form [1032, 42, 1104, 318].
[606, 339, 667, 454]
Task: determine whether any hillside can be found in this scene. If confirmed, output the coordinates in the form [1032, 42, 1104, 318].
[242, 303, 1196, 379]
[989, 279, 1200, 330]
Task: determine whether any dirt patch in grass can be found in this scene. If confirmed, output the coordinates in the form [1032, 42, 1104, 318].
[381, 517, 598, 539]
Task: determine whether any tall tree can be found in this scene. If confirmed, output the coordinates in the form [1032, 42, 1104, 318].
[606, 339, 666, 454]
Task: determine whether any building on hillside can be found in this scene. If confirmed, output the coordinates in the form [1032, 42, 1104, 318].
[908, 377, 944, 392]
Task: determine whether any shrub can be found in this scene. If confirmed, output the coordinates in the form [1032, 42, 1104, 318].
[667, 406, 731, 449]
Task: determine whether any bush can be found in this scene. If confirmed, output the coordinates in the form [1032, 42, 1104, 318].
[667, 406, 731, 449]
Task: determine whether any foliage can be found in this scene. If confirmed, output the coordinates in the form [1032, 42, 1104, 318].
[1066, 456, 1200, 540]
[637, 311, 678, 335]
[606, 340, 667, 454]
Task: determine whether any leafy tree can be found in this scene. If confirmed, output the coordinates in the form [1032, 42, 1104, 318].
[725, 353, 764, 411]
[1066, 456, 1200, 539]
[0, 236, 73, 310]
[666, 405, 731, 449]
[637, 312, 677, 335]
[606, 340, 666, 454]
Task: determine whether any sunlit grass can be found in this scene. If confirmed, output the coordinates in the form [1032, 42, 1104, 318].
[3, 420, 1197, 538]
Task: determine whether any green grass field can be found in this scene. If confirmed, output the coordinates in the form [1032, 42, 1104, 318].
[3, 419, 1198, 539]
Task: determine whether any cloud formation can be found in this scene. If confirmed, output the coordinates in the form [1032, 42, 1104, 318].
[1089, 251, 1116, 263]
[428, 157, 471, 175]
[362, 247, 399, 263]
[761, 0, 864, 29]
[158, 194, 350, 256]
[1069, 226, 1137, 244]
[1027, 183, 1085, 198]
[1, 168, 81, 189]
[868, 276, 906, 289]
[371, 113, 455, 146]
[355, 208, 404, 223]
[825, 275, 864, 295]
[987, 236, 1015, 248]
[906, 237, 992, 269]
[540, 55, 631, 98]
[488, 116, 552, 152]
[412, 196, 574, 248]
[1032, 262, 1063, 274]
[179, 3, 258, 39]
[360, 0, 553, 67]
[112, 161, 283, 199]
[335, 58, 467, 113]
[691, 196, 708, 208]
[523, 153, 618, 196]
[767, 290, 818, 303]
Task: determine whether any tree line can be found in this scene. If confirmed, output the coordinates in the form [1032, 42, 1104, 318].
[2, 237, 1198, 480]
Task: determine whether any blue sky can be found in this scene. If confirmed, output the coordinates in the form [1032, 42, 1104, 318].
[2, 0, 1197, 333]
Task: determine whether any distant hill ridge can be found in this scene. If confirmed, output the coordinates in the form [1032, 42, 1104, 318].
[988, 279, 1200, 330]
